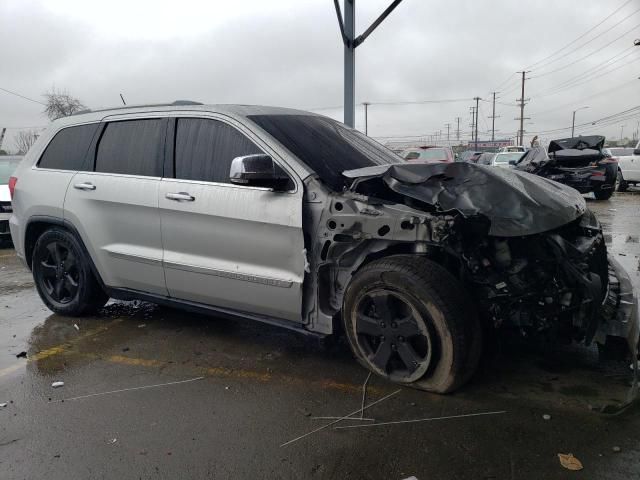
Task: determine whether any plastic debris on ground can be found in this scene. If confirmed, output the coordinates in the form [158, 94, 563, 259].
[0, 402, 7, 408]
[51, 381, 65, 388]
[542, 414, 551, 420]
[73, 324, 79, 331]
[558, 453, 583, 471]
[612, 446, 621, 453]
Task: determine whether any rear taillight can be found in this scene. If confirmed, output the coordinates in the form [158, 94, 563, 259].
[8, 176, 17, 199]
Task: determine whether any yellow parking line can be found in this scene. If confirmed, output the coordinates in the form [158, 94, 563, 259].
[0, 319, 124, 379]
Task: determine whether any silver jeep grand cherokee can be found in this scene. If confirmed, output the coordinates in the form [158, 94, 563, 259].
[9, 103, 639, 393]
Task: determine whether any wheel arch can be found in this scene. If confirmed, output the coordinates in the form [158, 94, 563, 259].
[24, 216, 106, 289]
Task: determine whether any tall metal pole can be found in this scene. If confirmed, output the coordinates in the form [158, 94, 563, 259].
[456, 117, 461, 142]
[363, 102, 370, 135]
[490, 92, 498, 142]
[571, 111, 576, 137]
[445, 123, 451, 143]
[344, 0, 355, 127]
[518, 71, 526, 146]
[474, 96, 480, 149]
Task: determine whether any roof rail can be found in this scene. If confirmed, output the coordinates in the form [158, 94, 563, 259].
[69, 100, 204, 116]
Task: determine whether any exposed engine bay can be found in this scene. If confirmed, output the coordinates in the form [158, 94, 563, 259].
[303, 162, 638, 356]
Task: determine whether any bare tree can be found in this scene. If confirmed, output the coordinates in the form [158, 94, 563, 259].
[43, 89, 87, 121]
[15, 130, 40, 154]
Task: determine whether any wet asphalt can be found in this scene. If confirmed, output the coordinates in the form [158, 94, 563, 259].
[1, 191, 640, 480]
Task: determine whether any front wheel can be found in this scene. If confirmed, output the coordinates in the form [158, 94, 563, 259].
[32, 228, 108, 316]
[617, 170, 628, 192]
[343, 255, 482, 393]
[593, 188, 614, 200]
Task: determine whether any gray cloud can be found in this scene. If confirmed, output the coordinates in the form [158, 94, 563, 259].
[1, 0, 638, 151]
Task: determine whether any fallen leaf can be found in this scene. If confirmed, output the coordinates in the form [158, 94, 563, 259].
[558, 453, 583, 471]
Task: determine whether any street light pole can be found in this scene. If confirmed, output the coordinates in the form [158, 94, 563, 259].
[334, 0, 404, 128]
[363, 102, 370, 135]
[571, 106, 589, 137]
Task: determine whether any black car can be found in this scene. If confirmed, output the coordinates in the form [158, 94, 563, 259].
[515, 136, 618, 200]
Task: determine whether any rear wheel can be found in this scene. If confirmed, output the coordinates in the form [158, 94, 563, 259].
[594, 189, 614, 200]
[617, 170, 628, 192]
[32, 228, 108, 316]
[343, 255, 482, 393]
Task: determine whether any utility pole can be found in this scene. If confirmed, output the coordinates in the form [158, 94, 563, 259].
[334, 0, 405, 127]
[0, 128, 6, 151]
[515, 71, 530, 146]
[469, 106, 476, 144]
[445, 123, 451, 143]
[488, 92, 500, 142]
[474, 96, 481, 149]
[363, 102, 370, 135]
[455, 117, 461, 142]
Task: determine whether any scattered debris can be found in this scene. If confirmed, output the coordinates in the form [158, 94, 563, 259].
[608, 208, 617, 212]
[280, 389, 401, 447]
[51, 381, 65, 388]
[334, 410, 507, 430]
[15, 351, 27, 359]
[122, 347, 130, 352]
[137, 324, 146, 328]
[312, 417, 375, 422]
[225, 386, 230, 390]
[73, 324, 80, 331]
[542, 414, 552, 421]
[558, 453, 583, 471]
[626, 235, 639, 243]
[108, 438, 117, 444]
[618, 253, 627, 256]
[49, 376, 204, 402]
[360, 371, 372, 419]
[612, 446, 621, 453]
[0, 403, 7, 408]
[402, 477, 419, 480]
[297, 408, 312, 417]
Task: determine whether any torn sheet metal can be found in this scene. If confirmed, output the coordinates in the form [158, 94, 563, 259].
[343, 162, 586, 237]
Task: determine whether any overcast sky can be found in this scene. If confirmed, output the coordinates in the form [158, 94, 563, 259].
[1, 0, 638, 151]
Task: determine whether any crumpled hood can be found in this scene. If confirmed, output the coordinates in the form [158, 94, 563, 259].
[343, 162, 587, 237]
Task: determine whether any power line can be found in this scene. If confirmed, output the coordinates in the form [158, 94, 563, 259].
[0, 86, 46, 106]
[525, 0, 634, 69]
[530, 21, 640, 78]
[529, 5, 640, 72]
[531, 46, 636, 96]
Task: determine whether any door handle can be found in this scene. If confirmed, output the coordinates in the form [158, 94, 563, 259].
[73, 182, 96, 191]
[166, 192, 195, 202]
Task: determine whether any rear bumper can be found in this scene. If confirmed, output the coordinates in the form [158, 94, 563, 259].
[0, 214, 10, 237]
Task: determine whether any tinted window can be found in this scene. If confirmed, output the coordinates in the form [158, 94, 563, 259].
[175, 118, 264, 183]
[95, 119, 164, 176]
[404, 151, 420, 160]
[38, 123, 100, 170]
[249, 114, 401, 191]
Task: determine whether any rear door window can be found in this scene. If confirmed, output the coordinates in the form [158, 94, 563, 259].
[95, 119, 164, 176]
[38, 123, 100, 170]
[174, 118, 264, 183]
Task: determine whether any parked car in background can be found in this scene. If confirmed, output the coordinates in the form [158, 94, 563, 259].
[401, 146, 454, 163]
[476, 152, 495, 165]
[515, 136, 618, 200]
[457, 150, 483, 163]
[492, 152, 523, 168]
[0, 156, 22, 240]
[499, 145, 527, 153]
[605, 147, 639, 192]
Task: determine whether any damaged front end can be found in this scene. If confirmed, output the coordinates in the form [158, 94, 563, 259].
[305, 162, 638, 360]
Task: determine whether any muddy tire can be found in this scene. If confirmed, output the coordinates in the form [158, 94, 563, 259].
[32, 228, 108, 316]
[343, 255, 482, 393]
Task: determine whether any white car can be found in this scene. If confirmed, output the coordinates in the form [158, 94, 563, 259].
[498, 145, 527, 153]
[0, 156, 21, 239]
[606, 146, 640, 191]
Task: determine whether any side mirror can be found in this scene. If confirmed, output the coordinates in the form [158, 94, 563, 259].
[229, 154, 291, 190]
[634, 149, 640, 155]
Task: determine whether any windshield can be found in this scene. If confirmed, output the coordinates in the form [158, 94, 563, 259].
[403, 148, 448, 162]
[248, 114, 402, 190]
[0, 158, 21, 184]
[495, 153, 522, 164]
